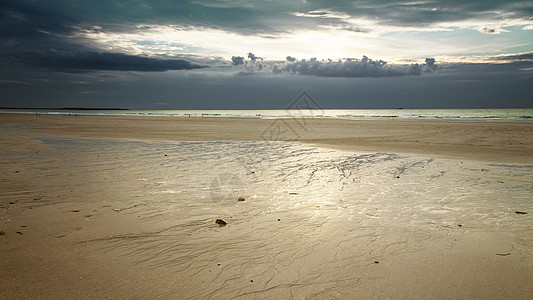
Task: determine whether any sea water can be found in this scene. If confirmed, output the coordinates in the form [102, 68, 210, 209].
[2, 108, 533, 120]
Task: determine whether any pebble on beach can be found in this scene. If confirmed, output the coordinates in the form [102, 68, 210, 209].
[237, 197, 245, 201]
[215, 219, 227, 226]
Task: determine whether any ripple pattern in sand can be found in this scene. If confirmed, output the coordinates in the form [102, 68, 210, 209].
[2, 133, 532, 298]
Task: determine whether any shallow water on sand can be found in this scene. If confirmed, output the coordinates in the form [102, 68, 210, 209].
[1, 128, 532, 298]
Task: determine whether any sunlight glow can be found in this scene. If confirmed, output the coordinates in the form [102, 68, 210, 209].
[76, 12, 533, 63]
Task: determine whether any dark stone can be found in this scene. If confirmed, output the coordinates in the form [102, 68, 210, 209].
[215, 219, 227, 226]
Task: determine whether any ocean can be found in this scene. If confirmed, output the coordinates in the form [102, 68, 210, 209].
[2, 108, 533, 120]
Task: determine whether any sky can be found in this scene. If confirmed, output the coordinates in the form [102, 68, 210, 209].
[1, 0, 532, 109]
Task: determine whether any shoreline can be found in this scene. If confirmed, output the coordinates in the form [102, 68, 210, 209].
[2, 108, 533, 122]
[1, 113, 532, 164]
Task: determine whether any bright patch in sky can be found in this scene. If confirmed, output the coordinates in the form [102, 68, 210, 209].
[80, 22, 533, 63]
[65, 1, 533, 63]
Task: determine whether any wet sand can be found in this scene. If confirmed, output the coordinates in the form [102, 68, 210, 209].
[1, 114, 532, 299]
[1, 113, 532, 163]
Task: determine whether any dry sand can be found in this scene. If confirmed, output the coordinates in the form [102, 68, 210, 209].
[1, 114, 532, 299]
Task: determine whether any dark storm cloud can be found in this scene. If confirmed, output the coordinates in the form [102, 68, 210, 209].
[0, 0, 81, 52]
[7, 50, 204, 72]
[0, 0, 203, 72]
[1, 1, 77, 39]
[4, 0, 532, 39]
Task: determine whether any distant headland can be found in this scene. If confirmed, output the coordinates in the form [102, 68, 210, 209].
[0, 107, 129, 110]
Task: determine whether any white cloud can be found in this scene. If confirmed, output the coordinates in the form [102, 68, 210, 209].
[291, 9, 351, 19]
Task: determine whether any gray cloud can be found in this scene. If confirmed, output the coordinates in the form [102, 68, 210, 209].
[231, 56, 245, 66]
[272, 56, 437, 77]
[229, 54, 439, 78]
[247, 52, 262, 61]
[425, 58, 437, 71]
[479, 27, 500, 34]
[492, 52, 533, 62]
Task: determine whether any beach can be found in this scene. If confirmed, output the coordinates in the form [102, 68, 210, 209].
[1, 113, 532, 299]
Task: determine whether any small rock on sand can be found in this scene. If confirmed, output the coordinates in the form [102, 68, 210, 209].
[515, 211, 527, 215]
[0, 231, 5, 235]
[215, 219, 227, 226]
[237, 197, 245, 201]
